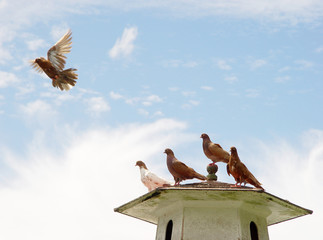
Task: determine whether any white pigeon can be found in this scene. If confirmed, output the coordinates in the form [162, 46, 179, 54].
[135, 161, 171, 191]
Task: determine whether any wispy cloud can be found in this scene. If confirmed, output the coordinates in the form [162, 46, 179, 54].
[278, 66, 290, 72]
[19, 100, 57, 125]
[109, 91, 163, 107]
[0, 71, 19, 88]
[315, 46, 323, 53]
[246, 129, 323, 239]
[169, 87, 179, 92]
[109, 27, 138, 59]
[182, 100, 199, 109]
[162, 59, 198, 68]
[249, 59, 267, 70]
[224, 75, 238, 84]
[181, 91, 196, 97]
[215, 59, 232, 70]
[109, 91, 124, 100]
[0, 119, 189, 240]
[275, 75, 290, 83]
[50, 24, 70, 40]
[142, 95, 163, 106]
[0, 44, 12, 64]
[201, 86, 213, 91]
[85, 97, 110, 115]
[26, 38, 47, 51]
[294, 60, 314, 70]
[245, 88, 260, 98]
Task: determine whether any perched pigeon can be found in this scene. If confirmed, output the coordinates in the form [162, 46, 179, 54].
[164, 148, 207, 185]
[227, 147, 263, 190]
[30, 29, 78, 91]
[201, 133, 230, 164]
[135, 161, 171, 191]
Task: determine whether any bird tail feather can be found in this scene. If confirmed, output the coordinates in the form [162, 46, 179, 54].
[53, 68, 78, 91]
[246, 174, 263, 190]
[195, 172, 207, 181]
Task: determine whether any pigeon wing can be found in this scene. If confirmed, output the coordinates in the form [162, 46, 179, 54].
[47, 29, 72, 70]
[146, 171, 169, 186]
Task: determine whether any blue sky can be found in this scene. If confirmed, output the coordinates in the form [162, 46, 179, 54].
[0, 0, 322, 239]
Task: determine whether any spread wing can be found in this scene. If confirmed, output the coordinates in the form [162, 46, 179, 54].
[47, 29, 72, 70]
[29, 60, 44, 73]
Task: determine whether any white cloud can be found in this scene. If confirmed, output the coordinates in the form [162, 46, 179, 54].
[224, 75, 238, 84]
[169, 87, 179, 91]
[125, 97, 140, 105]
[20, 100, 55, 116]
[162, 59, 182, 68]
[245, 88, 260, 98]
[181, 91, 196, 97]
[182, 61, 198, 68]
[0, 119, 189, 240]
[85, 97, 110, 115]
[110, 92, 162, 107]
[138, 108, 149, 116]
[216, 59, 232, 70]
[109, 91, 124, 100]
[26, 38, 47, 51]
[249, 59, 267, 70]
[0, 71, 19, 88]
[109, 27, 138, 59]
[295, 60, 314, 69]
[201, 86, 213, 91]
[142, 95, 163, 106]
[182, 100, 199, 109]
[278, 66, 290, 72]
[162, 59, 198, 68]
[244, 129, 323, 240]
[275, 75, 290, 83]
[19, 100, 57, 126]
[51, 24, 70, 40]
[153, 111, 164, 117]
[0, 44, 12, 64]
[315, 46, 323, 53]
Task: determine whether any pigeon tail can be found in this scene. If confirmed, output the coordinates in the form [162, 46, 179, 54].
[194, 172, 207, 181]
[246, 174, 263, 190]
[53, 68, 78, 91]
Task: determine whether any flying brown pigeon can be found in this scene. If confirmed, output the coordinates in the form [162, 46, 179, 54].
[200, 133, 230, 164]
[30, 29, 78, 91]
[164, 148, 207, 185]
[135, 161, 171, 191]
[227, 146, 263, 190]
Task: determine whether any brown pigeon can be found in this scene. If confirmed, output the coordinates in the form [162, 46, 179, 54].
[164, 148, 207, 185]
[30, 29, 78, 91]
[135, 161, 171, 191]
[200, 133, 230, 164]
[227, 146, 263, 190]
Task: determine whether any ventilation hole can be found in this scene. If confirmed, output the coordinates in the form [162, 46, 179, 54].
[250, 221, 259, 240]
[165, 220, 173, 240]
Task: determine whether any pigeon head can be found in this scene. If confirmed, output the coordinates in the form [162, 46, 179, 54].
[35, 57, 43, 63]
[164, 148, 174, 155]
[200, 133, 209, 139]
[135, 160, 148, 169]
[230, 146, 237, 153]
